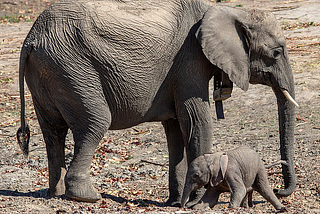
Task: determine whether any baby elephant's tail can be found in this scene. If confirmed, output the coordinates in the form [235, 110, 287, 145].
[16, 41, 33, 159]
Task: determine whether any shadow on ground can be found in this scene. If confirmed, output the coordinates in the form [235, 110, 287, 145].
[0, 189, 48, 198]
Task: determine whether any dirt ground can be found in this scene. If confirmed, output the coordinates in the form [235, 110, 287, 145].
[0, 0, 319, 213]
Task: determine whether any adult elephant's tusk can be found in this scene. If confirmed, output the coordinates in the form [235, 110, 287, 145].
[281, 89, 299, 108]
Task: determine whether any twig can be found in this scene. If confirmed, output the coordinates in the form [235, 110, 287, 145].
[5, 151, 22, 159]
[266, 160, 288, 168]
[141, 159, 167, 167]
[132, 127, 141, 133]
[6, 146, 46, 159]
[30, 132, 42, 137]
[0, 119, 20, 127]
[296, 122, 307, 126]
[30, 146, 46, 152]
[9, 94, 32, 98]
[0, 133, 16, 137]
[295, 134, 320, 140]
[297, 42, 320, 48]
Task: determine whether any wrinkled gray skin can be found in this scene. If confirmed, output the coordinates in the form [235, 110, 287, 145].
[17, 0, 296, 205]
[181, 147, 287, 211]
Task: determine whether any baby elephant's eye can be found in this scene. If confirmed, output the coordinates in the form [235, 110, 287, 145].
[192, 173, 199, 179]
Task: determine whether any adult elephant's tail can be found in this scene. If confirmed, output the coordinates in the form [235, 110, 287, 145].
[16, 41, 33, 159]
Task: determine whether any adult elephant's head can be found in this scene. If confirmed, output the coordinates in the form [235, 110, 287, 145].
[197, 6, 297, 197]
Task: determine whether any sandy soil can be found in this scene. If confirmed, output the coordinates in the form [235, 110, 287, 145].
[0, 0, 319, 213]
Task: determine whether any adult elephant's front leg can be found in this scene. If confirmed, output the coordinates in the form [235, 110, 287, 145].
[163, 118, 187, 207]
[179, 97, 213, 207]
[164, 97, 213, 207]
[179, 97, 213, 163]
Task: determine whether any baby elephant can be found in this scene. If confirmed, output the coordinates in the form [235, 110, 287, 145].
[181, 146, 287, 212]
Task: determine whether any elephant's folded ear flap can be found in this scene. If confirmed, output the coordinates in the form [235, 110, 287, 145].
[196, 7, 251, 91]
[210, 153, 228, 187]
[219, 154, 228, 179]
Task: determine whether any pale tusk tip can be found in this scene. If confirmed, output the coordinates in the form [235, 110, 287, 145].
[281, 89, 299, 108]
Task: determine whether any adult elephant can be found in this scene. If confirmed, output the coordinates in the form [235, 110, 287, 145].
[17, 0, 298, 206]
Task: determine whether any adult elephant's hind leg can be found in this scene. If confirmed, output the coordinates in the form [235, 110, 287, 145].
[65, 130, 105, 202]
[57, 93, 111, 202]
[32, 99, 69, 197]
[44, 127, 69, 197]
[163, 118, 187, 207]
[65, 116, 111, 202]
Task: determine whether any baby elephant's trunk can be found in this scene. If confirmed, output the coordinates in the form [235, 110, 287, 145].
[181, 179, 197, 207]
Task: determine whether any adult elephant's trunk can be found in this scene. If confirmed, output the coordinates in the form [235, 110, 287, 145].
[273, 86, 296, 197]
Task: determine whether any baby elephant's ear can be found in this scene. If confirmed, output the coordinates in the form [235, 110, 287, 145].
[219, 154, 228, 179]
[210, 153, 228, 187]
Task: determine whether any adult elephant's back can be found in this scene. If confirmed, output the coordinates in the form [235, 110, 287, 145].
[23, 0, 210, 129]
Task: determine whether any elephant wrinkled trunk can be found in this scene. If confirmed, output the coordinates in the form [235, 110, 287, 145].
[274, 87, 296, 197]
[181, 181, 198, 207]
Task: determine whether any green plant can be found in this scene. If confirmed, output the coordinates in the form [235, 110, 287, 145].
[0, 78, 13, 84]
[0, 15, 34, 23]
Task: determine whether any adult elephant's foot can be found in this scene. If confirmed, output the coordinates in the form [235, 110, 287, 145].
[47, 181, 66, 197]
[164, 197, 181, 207]
[65, 175, 101, 202]
[47, 167, 67, 197]
[65, 183, 101, 202]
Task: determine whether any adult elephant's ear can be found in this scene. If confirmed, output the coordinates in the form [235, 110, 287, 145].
[196, 6, 251, 91]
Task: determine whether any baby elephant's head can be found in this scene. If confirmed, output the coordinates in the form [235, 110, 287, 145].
[181, 152, 228, 207]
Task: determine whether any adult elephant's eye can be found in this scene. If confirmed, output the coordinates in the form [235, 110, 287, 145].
[273, 47, 282, 59]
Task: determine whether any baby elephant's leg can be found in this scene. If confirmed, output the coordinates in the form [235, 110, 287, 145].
[240, 189, 253, 208]
[193, 187, 220, 209]
[228, 177, 247, 208]
[248, 190, 253, 207]
[255, 169, 287, 211]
